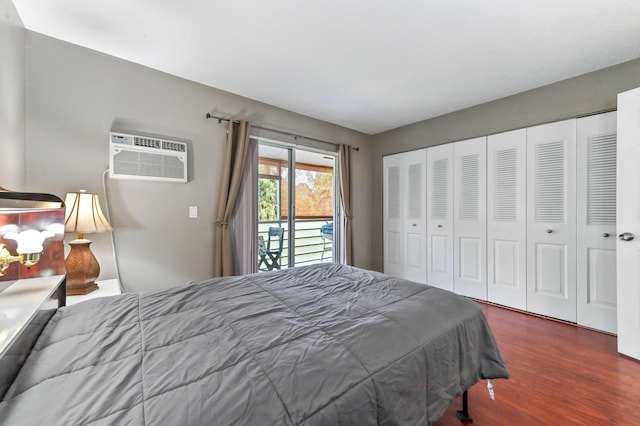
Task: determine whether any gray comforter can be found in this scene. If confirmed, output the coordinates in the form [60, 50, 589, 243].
[0, 264, 509, 425]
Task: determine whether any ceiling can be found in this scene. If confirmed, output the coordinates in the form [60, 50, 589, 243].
[11, 1, 640, 135]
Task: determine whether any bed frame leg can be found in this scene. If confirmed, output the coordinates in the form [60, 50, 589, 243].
[456, 390, 473, 423]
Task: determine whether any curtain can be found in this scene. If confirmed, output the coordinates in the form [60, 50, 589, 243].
[214, 120, 251, 277]
[231, 138, 258, 275]
[338, 144, 353, 265]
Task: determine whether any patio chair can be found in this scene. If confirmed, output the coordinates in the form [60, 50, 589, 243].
[258, 226, 284, 270]
[320, 222, 333, 261]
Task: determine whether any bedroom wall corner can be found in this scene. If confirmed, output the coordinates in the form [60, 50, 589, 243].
[0, 0, 26, 190]
[349, 140, 373, 270]
[23, 32, 373, 291]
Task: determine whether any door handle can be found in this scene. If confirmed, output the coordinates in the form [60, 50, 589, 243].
[602, 233, 610, 238]
[546, 229, 553, 234]
[619, 232, 635, 241]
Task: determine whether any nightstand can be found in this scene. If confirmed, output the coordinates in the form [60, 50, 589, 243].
[66, 279, 123, 306]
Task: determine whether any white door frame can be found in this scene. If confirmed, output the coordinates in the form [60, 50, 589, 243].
[616, 88, 640, 360]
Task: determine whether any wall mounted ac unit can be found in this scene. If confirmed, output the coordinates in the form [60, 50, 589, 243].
[109, 132, 188, 183]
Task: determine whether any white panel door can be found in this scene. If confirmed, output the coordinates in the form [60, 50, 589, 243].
[526, 119, 577, 322]
[487, 129, 527, 310]
[617, 87, 640, 360]
[383, 154, 403, 278]
[453, 137, 487, 299]
[402, 149, 428, 284]
[383, 150, 427, 283]
[427, 144, 454, 291]
[577, 111, 617, 333]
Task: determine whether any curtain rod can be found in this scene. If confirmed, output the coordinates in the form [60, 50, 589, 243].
[205, 113, 359, 151]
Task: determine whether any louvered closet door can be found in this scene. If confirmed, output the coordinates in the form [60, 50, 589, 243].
[427, 144, 454, 291]
[577, 112, 617, 333]
[526, 119, 577, 322]
[403, 149, 427, 283]
[383, 154, 404, 278]
[453, 137, 487, 299]
[487, 129, 527, 310]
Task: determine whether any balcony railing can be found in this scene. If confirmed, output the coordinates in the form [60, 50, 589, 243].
[258, 218, 333, 270]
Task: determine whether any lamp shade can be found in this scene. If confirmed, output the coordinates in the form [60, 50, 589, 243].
[64, 191, 113, 236]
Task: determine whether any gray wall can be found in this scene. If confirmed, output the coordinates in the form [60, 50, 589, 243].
[0, 0, 26, 190]
[24, 33, 372, 292]
[370, 58, 640, 272]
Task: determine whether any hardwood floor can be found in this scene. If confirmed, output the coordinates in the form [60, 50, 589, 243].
[433, 303, 640, 425]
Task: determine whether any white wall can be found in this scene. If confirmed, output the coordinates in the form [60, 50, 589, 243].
[371, 58, 640, 272]
[24, 33, 372, 292]
[0, 0, 26, 190]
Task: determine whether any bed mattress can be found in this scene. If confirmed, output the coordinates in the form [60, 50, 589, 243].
[0, 263, 509, 425]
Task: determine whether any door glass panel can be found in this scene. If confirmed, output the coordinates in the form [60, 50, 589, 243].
[258, 145, 288, 270]
[258, 143, 336, 271]
[294, 150, 335, 267]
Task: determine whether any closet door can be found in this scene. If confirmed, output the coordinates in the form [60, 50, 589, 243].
[383, 150, 427, 283]
[453, 137, 487, 299]
[577, 111, 617, 333]
[427, 144, 454, 291]
[383, 154, 404, 278]
[402, 149, 427, 283]
[487, 129, 527, 310]
[526, 119, 577, 322]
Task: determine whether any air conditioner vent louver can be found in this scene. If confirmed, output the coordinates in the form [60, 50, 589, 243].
[134, 137, 161, 149]
[162, 141, 186, 152]
[109, 132, 188, 183]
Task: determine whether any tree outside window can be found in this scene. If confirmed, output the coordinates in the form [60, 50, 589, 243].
[258, 158, 333, 220]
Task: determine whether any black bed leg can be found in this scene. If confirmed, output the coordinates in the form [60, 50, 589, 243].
[456, 390, 473, 423]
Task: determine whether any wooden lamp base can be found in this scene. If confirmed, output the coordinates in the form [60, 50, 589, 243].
[65, 239, 100, 295]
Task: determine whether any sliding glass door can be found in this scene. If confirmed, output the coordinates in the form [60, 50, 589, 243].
[257, 141, 338, 270]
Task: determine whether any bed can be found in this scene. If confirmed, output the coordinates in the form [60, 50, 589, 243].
[0, 263, 509, 425]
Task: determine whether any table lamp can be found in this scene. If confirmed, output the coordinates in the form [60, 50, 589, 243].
[64, 190, 113, 295]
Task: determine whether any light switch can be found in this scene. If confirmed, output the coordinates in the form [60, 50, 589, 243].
[189, 205, 198, 218]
